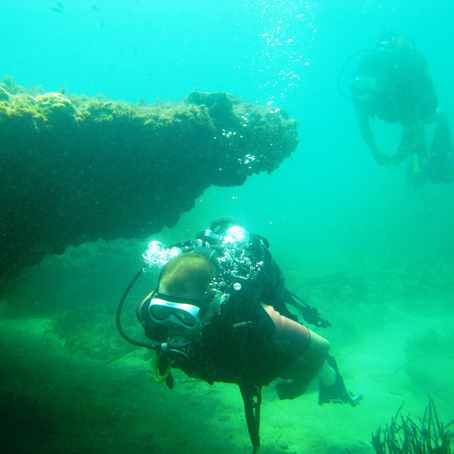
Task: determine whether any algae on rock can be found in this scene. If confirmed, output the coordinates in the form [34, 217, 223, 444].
[0, 77, 299, 287]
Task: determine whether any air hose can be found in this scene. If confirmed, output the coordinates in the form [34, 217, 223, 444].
[116, 268, 162, 350]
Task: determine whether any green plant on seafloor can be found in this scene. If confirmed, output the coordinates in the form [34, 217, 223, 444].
[371, 399, 454, 453]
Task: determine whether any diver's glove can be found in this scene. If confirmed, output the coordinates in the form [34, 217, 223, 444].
[373, 150, 392, 166]
[392, 145, 410, 166]
[318, 356, 360, 406]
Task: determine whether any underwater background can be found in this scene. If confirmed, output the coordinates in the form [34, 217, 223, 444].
[1, 1, 454, 453]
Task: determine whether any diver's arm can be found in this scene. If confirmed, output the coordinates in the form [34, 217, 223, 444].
[354, 100, 391, 165]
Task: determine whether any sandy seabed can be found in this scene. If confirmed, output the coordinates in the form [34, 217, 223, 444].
[1, 256, 453, 454]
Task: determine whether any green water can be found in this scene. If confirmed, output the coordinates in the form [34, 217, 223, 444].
[1, 0, 454, 453]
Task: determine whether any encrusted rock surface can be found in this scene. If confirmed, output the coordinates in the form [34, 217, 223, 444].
[0, 77, 299, 285]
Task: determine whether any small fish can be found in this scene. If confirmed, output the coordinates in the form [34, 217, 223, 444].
[92, 4, 101, 11]
[50, 6, 63, 13]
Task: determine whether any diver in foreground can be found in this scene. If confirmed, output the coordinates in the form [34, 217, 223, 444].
[117, 217, 359, 453]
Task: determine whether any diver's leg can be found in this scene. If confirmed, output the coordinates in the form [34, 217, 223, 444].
[318, 355, 359, 406]
[427, 109, 454, 183]
[262, 304, 329, 399]
[431, 109, 454, 154]
[263, 304, 358, 404]
[276, 330, 330, 400]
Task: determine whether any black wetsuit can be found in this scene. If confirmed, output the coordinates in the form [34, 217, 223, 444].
[353, 47, 437, 124]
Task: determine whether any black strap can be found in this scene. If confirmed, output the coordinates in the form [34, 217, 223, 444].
[287, 291, 332, 328]
[239, 381, 262, 453]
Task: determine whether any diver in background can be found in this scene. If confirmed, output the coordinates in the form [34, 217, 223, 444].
[352, 32, 454, 188]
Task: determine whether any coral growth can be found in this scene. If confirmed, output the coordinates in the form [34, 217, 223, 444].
[0, 78, 299, 287]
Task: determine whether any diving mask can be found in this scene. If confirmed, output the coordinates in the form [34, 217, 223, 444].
[147, 292, 201, 331]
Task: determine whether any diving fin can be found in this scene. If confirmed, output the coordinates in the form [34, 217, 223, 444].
[318, 356, 359, 406]
[427, 149, 454, 184]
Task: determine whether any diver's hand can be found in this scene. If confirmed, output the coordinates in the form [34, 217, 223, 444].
[392, 146, 410, 166]
[373, 151, 392, 165]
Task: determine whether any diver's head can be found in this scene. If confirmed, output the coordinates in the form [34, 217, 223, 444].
[137, 253, 217, 352]
[377, 32, 414, 52]
[377, 32, 397, 51]
[158, 252, 217, 303]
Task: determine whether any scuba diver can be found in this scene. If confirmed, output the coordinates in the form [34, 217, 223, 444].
[351, 32, 454, 188]
[117, 217, 359, 453]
